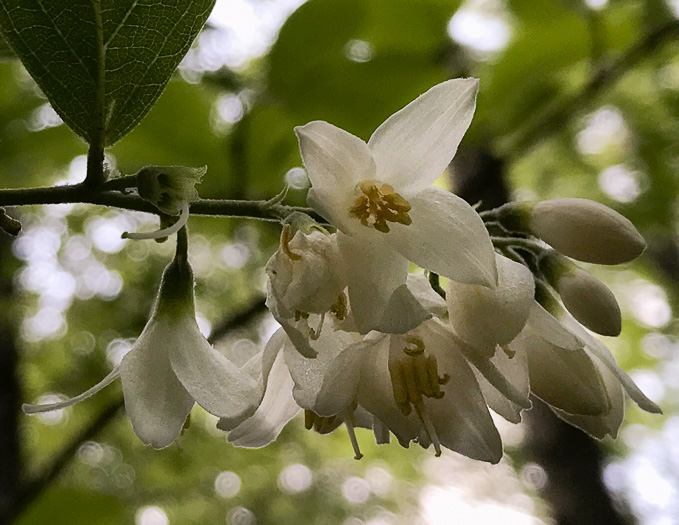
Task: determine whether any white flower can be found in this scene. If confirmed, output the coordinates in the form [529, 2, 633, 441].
[24, 257, 268, 449]
[484, 300, 661, 435]
[295, 78, 498, 333]
[235, 277, 529, 462]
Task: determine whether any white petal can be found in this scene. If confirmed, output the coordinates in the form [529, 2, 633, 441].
[514, 311, 610, 416]
[474, 346, 531, 424]
[405, 273, 448, 317]
[23, 367, 120, 414]
[429, 319, 530, 409]
[389, 187, 497, 287]
[560, 313, 662, 414]
[551, 362, 625, 439]
[120, 322, 195, 449]
[296, 121, 376, 233]
[225, 351, 301, 448]
[447, 254, 534, 350]
[337, 232, 409, 334]
[375, 283, 432, 334]
[428, 336, 503, 463]
[368, 78, 479, 192]
[284, 328, 364, 416]
[168, 319, 261, 422]
[357, 336, 421, 448]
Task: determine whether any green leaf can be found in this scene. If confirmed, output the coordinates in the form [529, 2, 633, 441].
[0, 0, 215, 146]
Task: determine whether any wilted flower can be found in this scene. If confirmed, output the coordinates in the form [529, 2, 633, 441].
[123, 165, 206, 241]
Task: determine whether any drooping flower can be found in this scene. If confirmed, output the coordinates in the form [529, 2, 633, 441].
[229, 275, 530, 462]
[295, 78, 498, 333]
[480, 298, 662, 436]
[24, 244, 269, 449]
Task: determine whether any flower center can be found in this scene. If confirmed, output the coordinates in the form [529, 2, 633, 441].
[349, 181, 412, 233]
[389, 336, 450, 456]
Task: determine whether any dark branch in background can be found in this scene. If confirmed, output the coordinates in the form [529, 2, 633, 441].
[0, 234, 21, 525]
[502, 19, 679, 161]
[4, 296, 267, 524]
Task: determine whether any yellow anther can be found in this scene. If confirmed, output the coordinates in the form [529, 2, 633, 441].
[501, 344, 516, 358]
[348, 181, 412, 233]
[304, 410, 342, 434]
[389, 348, 447, 417]
[280, 224, 302, 260]
[330, 292, 348, 321]
[294, 310, 309, 322]
[404, 336, 425, 356]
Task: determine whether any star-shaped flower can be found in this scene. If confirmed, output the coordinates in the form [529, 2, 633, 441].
[295, 78, 497, 333]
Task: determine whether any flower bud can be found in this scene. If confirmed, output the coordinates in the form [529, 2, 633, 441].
[540, 253, 621, 337]
[528, 198, 645, 265]
[136, 165, 206, 216]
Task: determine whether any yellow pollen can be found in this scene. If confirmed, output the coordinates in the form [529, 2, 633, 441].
[389, 343, 448, 417]
[348, 181, 412, 233]
[280, 224, 301, 260]
[330, 292, 348, 321]
[304, 410, 342, 434]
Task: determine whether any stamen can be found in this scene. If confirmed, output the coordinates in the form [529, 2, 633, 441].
[414, 402, 442, 457]
[330, 293, 347, 321]
[280, 224, 302, 260]
[123, 201, 190, 240]
[348, 181, 412, 233]
[308, 313, 325, 340]
[343, 410, 364, 460]
[501, 344, 516, 358]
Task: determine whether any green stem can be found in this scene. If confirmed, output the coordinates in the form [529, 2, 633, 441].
[0, 184, 315, 222]
[84, 0, 107, 188]
[491, 236, 545, 253]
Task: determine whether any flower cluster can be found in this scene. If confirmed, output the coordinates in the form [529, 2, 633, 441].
[25, 79, 660, 462]
[226, 78, 660, 461]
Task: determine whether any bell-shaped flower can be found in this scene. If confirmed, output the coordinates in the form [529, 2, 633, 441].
[487, 298, 661, 436]
[24, 255, 268, 449]
[295, 78, 498, 334]
[551, 307, 662, 438]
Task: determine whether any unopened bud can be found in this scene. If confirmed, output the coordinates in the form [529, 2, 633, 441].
[528, 198, 645, 265]
[136, 165, 206, 216]
[540, 253, 621, 337]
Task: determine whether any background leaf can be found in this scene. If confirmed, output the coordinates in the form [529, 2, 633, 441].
[0, 0, 215, 146]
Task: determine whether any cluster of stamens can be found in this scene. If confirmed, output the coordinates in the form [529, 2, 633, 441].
[389, 337, 450, 456]
[389, 337, 449, 417]
[330, 292, 347, 321]
[349, 181, 412, 233]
